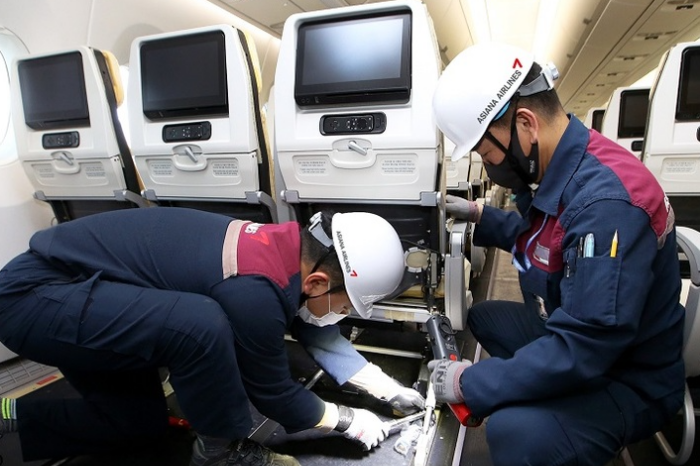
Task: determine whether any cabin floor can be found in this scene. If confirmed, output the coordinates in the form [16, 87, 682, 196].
[1, 201, 699, 466]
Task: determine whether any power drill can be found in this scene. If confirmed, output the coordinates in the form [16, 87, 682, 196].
[425, 313, 482, 427]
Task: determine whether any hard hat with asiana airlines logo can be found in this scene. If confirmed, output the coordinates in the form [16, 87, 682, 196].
[432, 43, 535, 161]
[331, 212, 405, 318]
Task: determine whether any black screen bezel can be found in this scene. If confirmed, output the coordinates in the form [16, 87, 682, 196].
[140, 30, 228, 120]
[618, 89, 649, 139]
[18, 51, 90, 130]
[294, 9, 412, 108]
[676, 46, 700, 121]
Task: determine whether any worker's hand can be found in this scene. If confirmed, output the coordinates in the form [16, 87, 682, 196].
[347, 363, 425, 416]
[335, 406, 388, 451]
[427, 359, 472, 404]
[445, 195, 481, 223]
[387, 386, 426, 417]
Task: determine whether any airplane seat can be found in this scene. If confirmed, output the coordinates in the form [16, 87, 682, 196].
[653, 226, 700, 465]
[10, 47, 146, 223]
[273, 0, 472, 330]
[127, 25, 276, 223]
[643, 42, 700, 233]
[600, 86, 650, 159]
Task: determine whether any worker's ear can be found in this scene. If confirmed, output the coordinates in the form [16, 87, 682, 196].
[303, 271, 330, 295]
[515, 107, 539, 146]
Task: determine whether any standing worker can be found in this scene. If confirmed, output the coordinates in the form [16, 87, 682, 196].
[428, 43, 684, 466]
[0, 207, 422, 466]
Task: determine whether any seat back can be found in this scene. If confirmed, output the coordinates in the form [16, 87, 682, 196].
[273, 0, 471, 329]
[10, 47, 144, 222]
[677, 226, 700, 377]
[127, 25, 275, 223]
[643, 42, 700, 232]
[600, 86, 650, 159]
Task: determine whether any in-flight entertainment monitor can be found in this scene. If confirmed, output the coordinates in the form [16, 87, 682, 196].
[591, 109, 605, 132]
[295, 10, 412, 107]
[677, 46, 700, 121]
[618, 89, 649, 138]
[17, 51, 90, 130]
[140, 30, 228, 120]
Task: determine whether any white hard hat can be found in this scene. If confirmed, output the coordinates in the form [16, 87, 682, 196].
[433, 43, 534, 161]
[331, 212, 405, 318]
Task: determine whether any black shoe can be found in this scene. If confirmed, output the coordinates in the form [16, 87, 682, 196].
[190, 437, 300, 466]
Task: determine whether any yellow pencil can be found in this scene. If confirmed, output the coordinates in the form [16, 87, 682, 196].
[610, 230, 618, 258]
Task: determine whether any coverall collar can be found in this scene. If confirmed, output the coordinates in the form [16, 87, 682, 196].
[531, 115, 589, 217]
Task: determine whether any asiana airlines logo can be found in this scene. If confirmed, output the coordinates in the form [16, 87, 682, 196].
[477, 69, 522, 125]
[244, 223, 268, 245]
[335, 231, 357, 277]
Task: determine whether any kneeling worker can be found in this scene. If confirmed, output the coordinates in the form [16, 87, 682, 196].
[0, 207, 421, 466]
[429, 43, 684, 466]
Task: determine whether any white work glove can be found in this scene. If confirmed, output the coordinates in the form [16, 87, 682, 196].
[335, 405, 388, 451]
[348, 363, 425, 416]
[427, 359, 473, 404]
[445, 194, 482, 223]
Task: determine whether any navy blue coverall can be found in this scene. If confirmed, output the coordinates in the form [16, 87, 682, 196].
[465, 117, 685, 466]
[0, 207, 365, 461]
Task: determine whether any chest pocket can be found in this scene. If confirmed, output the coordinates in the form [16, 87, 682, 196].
[562, 247, 621, 326]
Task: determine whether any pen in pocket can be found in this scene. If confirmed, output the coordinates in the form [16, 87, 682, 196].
[583, 233, 595, 258]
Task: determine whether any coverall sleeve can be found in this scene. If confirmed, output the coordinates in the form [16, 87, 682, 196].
[290, 317, 368, 385]
[210, 276, 326, 433]
[462, 200, 670, 418]
[474, 205, 526, 251]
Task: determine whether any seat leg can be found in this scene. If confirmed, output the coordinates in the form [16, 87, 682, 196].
[653, 382, 695, 465]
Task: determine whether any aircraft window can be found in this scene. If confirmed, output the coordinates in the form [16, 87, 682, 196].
[0, 49, 11, 164]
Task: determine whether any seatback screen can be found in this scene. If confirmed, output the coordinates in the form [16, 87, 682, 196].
[295, 10, 411, 107]
[18, 51, 90, 130]
[677, 47, 700, 121]
[618, 89, 649, 138]
[140, 31, 228, 120]
[591, 109, 605, 132]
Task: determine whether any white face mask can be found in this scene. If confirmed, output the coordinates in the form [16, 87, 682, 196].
[297, 283, 349, 327]
[297, 305, 348, 327]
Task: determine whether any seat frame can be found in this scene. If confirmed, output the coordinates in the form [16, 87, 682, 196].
[653, 226, 700, 464]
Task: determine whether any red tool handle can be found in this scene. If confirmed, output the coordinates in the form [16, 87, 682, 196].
[168, 416, 191, 429]
[449, 402, 482, 427]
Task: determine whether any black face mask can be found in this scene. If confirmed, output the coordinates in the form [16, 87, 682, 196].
[483, 147, 531, 191]
[482, 99, 540, 191]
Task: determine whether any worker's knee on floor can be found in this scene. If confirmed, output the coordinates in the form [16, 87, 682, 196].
[486, 408, 578, 466]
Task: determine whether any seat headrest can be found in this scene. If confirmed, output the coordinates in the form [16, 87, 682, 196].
[100, 50, 124, 107]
